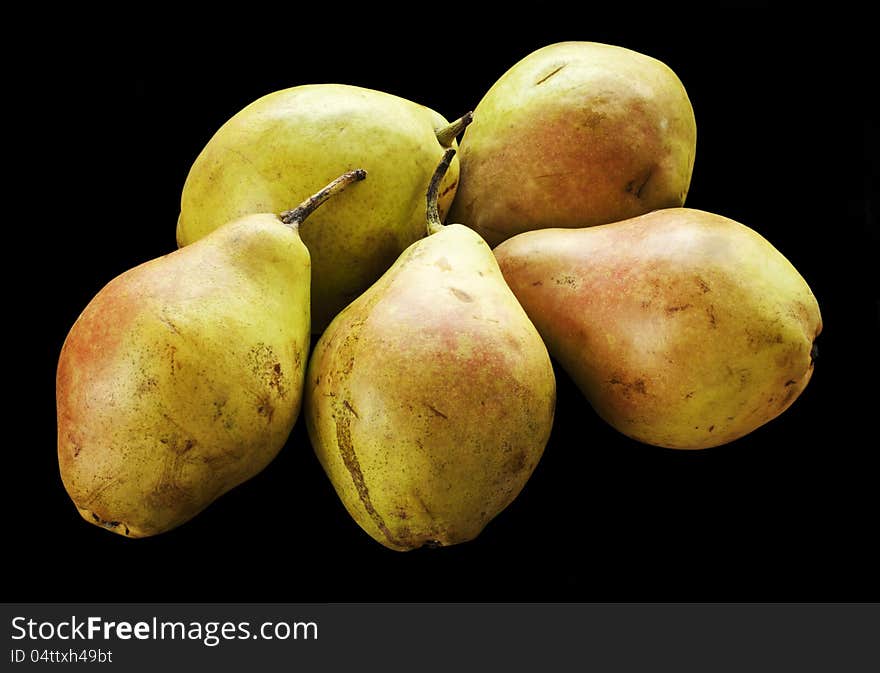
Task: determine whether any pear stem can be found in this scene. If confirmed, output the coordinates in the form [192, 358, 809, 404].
[279, 169, 367, 228]
[435, 111, 474, 147]
[426, 148, 456, 236]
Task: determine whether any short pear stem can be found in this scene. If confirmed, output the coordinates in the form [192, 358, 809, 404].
[426, 148, 456, 236]
[435, 111, 474, 147]
[280, 169, 367, 228]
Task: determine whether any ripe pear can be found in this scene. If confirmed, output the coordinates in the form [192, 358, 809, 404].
[57, 170, 366, 537]
[494, 208, 822, 450]
[450, 41, 696, 246]
[177, 83, 471, 332]
[305, 150, 556, 550]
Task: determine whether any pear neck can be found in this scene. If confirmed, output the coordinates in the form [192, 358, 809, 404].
[280, 169, 367, 229]
[426, 148, 456, 236]
[434, 111, 474, 148]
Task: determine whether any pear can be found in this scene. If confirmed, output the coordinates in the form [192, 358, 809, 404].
[57, 170, 366, 537]
[177, 83, 471, 332]
[494, 208, 822, 450]
[450, 41, 696, 246]
[305, 149, 556, 550]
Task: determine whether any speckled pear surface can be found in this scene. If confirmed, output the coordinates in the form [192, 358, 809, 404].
[177, 84, 464, 332]
[305, 178, 556, 549]
[494, 208, 822, 449]
[57, 172, 364, 536]
[450, 41, 696, 246]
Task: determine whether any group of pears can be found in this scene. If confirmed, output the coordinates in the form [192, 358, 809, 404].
[57, 42, 821, 550]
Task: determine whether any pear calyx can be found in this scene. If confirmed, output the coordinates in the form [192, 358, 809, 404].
[426, 148, 457, 235]
[280, 169, 367, 228]
[435, 111, 474, 147]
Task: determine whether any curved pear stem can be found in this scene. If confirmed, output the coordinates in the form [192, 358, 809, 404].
[426, 148, 456, 236]
[280, 169, 367, 228]
[435, 111, 474, 147]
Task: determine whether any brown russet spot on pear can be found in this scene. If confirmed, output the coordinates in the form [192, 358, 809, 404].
[494, 208, 822, 450]
[450, 41, 697, 246]
[305, 150, 556, 550]
[57, 171, 366, 537]
[177, 83, 472, 332]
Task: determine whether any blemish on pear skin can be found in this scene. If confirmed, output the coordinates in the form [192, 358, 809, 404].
[745, 329, 785, 350]
[166, 344, 182, 374]
[665, 303, 692, 314]
[608, 377, 647, 398]
[534, 63, 566, 86]
[212, 399, 226, 420]
[159, 315, 183, 337]
[343, 400, 360, 419]
[256, 396, 275, 423]
[91, 512, 122, 531]
[438, 180, 458, 199]
[249, 343, 288, 398]
[425, 403, 448, 420]
[335, 406, 400, 548]
[706, 305, 717, 328]
[449, 287, 473, 302]
[434, 257, 452, 271]
[81, 478, 118, 508]
[625, 167, 654, 198]
[507, 451, 528, 473]
[269, 361, 286, 397]
[136, 374, 159, 395]
[695, 277, 711, 293]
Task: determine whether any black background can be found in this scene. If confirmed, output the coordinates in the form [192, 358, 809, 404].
[14, 8, 877, 602]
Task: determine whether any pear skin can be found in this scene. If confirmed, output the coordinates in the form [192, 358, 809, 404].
[450, 41, 696, 246]
[177, 84, 468, 332]
[57, 172, 365, 536]
[305, 152, 555, 550]
[494, 208, 822, 449]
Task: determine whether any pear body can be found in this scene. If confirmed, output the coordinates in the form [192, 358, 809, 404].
[57, 215, 311, 536]
[494, 208, 821, 449]
[450, 41, 696, 246]
[305, 224, 556, 550]
[177, 84, 460, 332]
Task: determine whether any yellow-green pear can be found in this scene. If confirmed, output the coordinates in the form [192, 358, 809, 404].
[305, 150, 555, 550]
[450, 41, 696, 246]
[494, 208, 822, 449]
[177, 83, 471, 332]
[57, 170, 366, 537]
